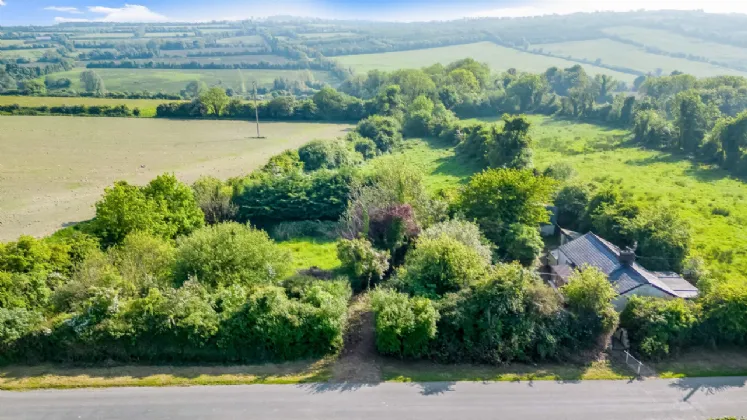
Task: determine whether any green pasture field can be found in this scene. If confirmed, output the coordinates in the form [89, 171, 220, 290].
[298, 32, 358, 39]
[0, 116, 352, 241]
[0, 39, 26, 46]
[71, 32, 135, 39]
[163, 46, 266, 56]
[0, 48, 55, 60]
[534, 39, 747, 78]
[383, 116, 747, 281]
[42, 68, 336, 94]
[85, 54, 291, 66]
[143, 32, 195, 38]
[0, 95, 181, 117]
[217, 35, 265, 45]
[530, 116, 747, 281]
[603, 26, 747, 70]
[335, 41, 636, 82]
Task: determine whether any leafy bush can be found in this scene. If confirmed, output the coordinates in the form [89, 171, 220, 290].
[352, 137, 379, 160]
[501, 223, 544, 267]
[457, 168, 555, 247]
[371, 288, 438, 358]
[430, 263, 564, 364]
[142, 173, 205, 238]
[700, 281, 747, 345]
[111, 232, 176, 293]
[561, 267, 619, 349]
[174, 223, 292, 289]
[543, 162, 577, 182]
[620, 296, 698, 360]
[626, 207, 692, 273]
[0, 235, 71, 274]
[219, 280, 351, 362]
[368, 204, 420, 254]
[192, 176, 237, 224]
[396, 235, 489, 299]
[261, 149, 304, 175]
[554, 184, 590, 230]
[93, 174, 204, 246]
[234, 169, 358, 226]
[0, 271, 51, 311]
[298, 139, 359, 171]
[356, 115, 403, 153]
[0, 308, 43, 349]
[420, 219, 493, 265]
[337, 238, 390, 292]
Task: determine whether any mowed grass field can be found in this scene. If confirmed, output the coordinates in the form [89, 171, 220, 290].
[535, 39, 747, 78]
[0, 96, 181, 117]
[335, 41, 636, 82]
[43, 68, 335, 95]
[603, 26, 747, 70]
[0, 116, 352, 240]
[390, 116, 747, 281]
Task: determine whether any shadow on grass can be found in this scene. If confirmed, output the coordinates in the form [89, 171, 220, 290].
[623, 150, 742, 183]
[417, 137, 483, 184]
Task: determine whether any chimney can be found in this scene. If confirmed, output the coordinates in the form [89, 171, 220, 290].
[619, 242, 638, 265]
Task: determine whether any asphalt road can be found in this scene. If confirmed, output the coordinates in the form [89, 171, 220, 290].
[2, 377, 747, 420]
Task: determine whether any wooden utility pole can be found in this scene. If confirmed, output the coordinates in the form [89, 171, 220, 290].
[252, 81, 261, 138]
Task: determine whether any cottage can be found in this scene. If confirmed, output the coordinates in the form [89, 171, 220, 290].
[549, 231, 698, 310]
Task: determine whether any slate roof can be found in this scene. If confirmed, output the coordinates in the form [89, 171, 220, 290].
[556, 232, 698, 299]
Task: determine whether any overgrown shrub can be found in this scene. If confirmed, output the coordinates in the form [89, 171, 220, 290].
[233, 169, 358, 226]
[620, 296, 699, 360]
[555, 184, 590, 230]
[356, 115, 403, 153]
[192, 176, 237, 224]
[93, 174, 204, 246]
[368, 204, 420, 254]
[0, 271, 51, 311]
[219, 280, 351, 362]
[561, 267, 619, 350]
[371, 288, 438, 358]
[298, 139, 360, 171]
[395, 235, 489, 299]
[430, 263, 564, 364]
[337, 238, 390, 292]
[501, 223, 544, 267]
[111, 232, 176, 293]
[420, 219, 493, 265]
[174, 223, 292, 289]
[700, 281, 747, 346]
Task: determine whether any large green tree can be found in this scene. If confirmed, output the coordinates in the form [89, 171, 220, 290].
[458, 169, 555, 246]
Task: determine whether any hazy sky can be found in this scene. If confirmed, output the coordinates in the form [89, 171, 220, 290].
[1, 0, 747, 26]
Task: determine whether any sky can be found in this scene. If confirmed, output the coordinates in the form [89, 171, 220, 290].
[1, 0, 747, 26]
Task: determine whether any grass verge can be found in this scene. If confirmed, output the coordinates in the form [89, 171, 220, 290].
[381, 360, 632, 382]
[654, 349, 747, 379]
[0, 359, 333, 391]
